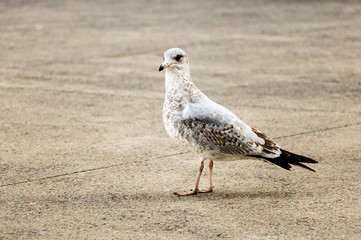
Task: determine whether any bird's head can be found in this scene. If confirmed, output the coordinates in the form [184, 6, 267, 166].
[159, 48, 189, 73]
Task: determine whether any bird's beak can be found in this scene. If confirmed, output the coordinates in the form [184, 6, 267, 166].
[159, 63, 170, 72]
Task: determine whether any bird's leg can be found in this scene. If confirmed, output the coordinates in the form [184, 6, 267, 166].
[174, 160, 204, 196]
[198, 160, 214, 193]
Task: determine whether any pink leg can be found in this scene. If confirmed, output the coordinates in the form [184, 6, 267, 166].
[174, 160, 204, 196]
[198, 160, 213, 193]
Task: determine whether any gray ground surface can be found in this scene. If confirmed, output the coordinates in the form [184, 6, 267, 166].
[1, 0, 361, 239]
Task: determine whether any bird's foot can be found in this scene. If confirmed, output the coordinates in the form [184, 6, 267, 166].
[174, 189, 198, 196]
[198, 187, 213, 193]
[174, 187, 213, 196]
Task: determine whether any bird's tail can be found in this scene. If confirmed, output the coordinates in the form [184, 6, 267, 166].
[254, 149, 318, 172]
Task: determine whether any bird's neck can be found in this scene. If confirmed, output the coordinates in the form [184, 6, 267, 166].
[164, 68, 203, 104]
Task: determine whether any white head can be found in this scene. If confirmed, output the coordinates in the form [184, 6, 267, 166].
[159, 48, 190, 73]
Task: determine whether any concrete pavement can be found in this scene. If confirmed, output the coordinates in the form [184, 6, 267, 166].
[1, 0, 360, 239]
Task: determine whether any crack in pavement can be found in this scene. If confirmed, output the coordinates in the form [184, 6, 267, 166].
[274, 122, 361, 139]
[1, 122, 360, 188]
[0, 152, 189, 188]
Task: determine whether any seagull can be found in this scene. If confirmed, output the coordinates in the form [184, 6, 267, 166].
[159, 48, 318, 196]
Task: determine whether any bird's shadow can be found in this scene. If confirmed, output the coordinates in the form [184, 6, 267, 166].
[172, 188, 294, 201]
[93, 189, 293, 204]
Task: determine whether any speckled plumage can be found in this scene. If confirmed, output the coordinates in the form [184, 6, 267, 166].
[159, 48, 317, 195]
[161, 48, 280, 161]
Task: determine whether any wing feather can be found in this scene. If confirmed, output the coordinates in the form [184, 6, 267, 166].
[181, 118, 280, 157]
[181, 99, 281, 158]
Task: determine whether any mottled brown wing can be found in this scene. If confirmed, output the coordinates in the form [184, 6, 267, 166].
[250, 127, 280, 155]
[181, 119, 255, 155]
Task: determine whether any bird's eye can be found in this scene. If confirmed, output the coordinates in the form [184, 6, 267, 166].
[175, 55, 183, 61]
